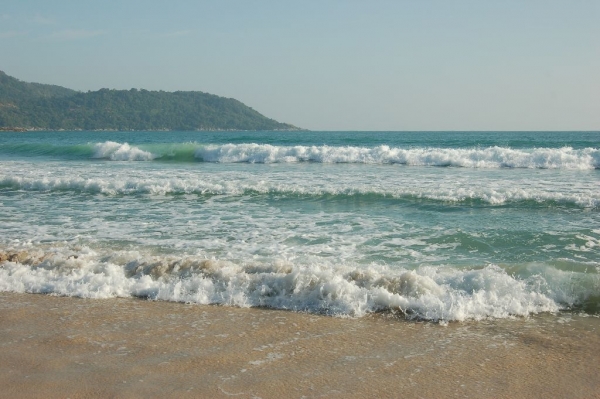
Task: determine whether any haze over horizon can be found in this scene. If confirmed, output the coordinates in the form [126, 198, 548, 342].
[1, 0, 598, 131]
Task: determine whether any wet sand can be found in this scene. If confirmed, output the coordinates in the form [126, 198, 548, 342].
[1, 292, 599, 398]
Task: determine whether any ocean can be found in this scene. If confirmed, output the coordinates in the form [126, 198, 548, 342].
[0, 130, 598, 322]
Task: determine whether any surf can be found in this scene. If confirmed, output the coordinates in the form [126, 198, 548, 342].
[1, 246, 598, 321]
[1, 141, 599, 169]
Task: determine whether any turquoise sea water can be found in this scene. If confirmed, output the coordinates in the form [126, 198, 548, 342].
[0, 131, 599, 321]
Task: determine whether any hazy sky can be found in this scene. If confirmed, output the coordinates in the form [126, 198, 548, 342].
[1, 0, 598, 130]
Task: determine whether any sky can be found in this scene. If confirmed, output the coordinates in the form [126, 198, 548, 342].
[0, 0, 598, 131]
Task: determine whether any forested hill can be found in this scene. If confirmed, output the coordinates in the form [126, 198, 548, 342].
[0, 71, 300, 131]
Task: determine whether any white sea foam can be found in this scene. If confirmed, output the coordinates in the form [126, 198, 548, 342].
[1, 247, 597, 321]
[23, 141, 599, 169]
[92, 141, 155, 161]
[196, 144, 600, 169]
[2, 134, 599, 324]
[1, 171, 598, 208]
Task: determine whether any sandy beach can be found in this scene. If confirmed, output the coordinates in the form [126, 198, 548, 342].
[1, 292, 599, 398]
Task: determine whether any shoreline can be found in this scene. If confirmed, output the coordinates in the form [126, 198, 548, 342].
[1, 292, 599, 398]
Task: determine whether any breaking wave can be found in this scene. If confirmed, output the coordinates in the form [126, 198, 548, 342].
[92, 141, 155, 161]
[1, 141, 599, 169]
[1, 174, 598, 208]
[196, 144, 600, 169]
[1, 247, 598, 322]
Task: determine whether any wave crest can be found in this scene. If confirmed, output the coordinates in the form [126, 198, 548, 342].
[92, 141, 155, 161]
[1, 248, 598, 321]
[1, 173, 598, 208]
[2, 141, 598, 168]
[196, 144, 600, 169]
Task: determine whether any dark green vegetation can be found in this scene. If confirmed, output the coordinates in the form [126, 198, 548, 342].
[0, 71, 299, 131]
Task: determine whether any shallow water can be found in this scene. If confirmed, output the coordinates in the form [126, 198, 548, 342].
[1, 131, 599, 321]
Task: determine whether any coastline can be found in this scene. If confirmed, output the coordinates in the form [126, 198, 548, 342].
[1, 292, 599, 398]
[0, 127, 308, 132]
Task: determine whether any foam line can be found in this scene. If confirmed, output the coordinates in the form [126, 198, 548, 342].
[1, 141, 598, 168]
[1, 248, 598, 321]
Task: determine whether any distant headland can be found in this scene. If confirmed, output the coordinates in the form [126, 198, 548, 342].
[0, 71, 302, 131]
